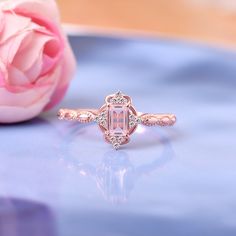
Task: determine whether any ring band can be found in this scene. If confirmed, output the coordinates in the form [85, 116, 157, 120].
[58, 91, 176, 149]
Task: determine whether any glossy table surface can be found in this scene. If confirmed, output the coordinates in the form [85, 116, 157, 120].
[0, 35, 236, 236]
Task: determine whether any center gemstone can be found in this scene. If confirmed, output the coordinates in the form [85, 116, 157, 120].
[108, 105, 128, 136]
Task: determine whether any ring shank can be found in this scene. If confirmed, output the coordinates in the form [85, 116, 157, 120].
[139, 113, 176, 126]
[58, 108, 98, 123]
[58, 109, 176, 126]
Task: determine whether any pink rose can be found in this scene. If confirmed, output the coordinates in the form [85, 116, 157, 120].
[0, 0, 76, 123]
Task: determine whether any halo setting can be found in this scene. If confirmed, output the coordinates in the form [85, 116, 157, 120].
[58, 91, 176, 149]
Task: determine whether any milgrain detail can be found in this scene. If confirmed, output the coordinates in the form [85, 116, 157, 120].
[57, 92, 176, 149]
[140, 113, 176, 126]
[57, 109, 97, 123]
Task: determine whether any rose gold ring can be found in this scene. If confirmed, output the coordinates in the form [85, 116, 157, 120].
[57, 91, 176, 149]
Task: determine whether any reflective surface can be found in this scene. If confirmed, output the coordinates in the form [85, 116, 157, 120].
[0, 36, 236, 236]
[0, 198, 56, 236]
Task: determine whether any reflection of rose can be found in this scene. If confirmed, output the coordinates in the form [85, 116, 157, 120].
[0, 0, 76, 123]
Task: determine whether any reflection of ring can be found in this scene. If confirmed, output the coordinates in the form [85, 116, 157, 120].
[58, 91, 176, 149]
[58, 125, 174, 204]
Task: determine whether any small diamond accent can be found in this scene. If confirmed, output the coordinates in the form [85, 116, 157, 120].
[65, 111, 77, 120]
[95, 110, 107, 127]
[129, 113, 141, 128]
[57, 110, 64, 120]
[109, 136, 125, 150]
[110, 91, 128, 104]
[113, 142, 120, 150]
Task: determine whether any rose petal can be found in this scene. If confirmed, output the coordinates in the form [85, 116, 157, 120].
[0, 61, 7, 86]
[41, 54, 57, 75]
[0, 0, 60, 24]
[45, 39, 76, 109]
[7, 65, 30, 86]
[13, 32, 57, 72]
[0, 11, 5, 34]
[0, 84, 52, 107]
[0, 0, 76, 123]
[0, 30, 29, 64]
[24, 56, 43, 82]
[0, 65, 61, 123]
[0, 65, 60, 107]
[0, 12, 31, 44]
[0, 93, 51, 123]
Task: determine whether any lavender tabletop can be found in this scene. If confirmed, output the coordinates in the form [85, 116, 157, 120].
[0, 35, 235, 236]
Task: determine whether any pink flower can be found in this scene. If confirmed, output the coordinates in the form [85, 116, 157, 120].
[0, 0, 76, 123]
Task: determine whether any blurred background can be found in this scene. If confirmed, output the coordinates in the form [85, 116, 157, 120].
[1, 1, 236, 236]
[57, 0, 236, 48]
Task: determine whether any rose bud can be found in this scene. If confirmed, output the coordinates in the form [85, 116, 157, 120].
[0, 0, 76, 123]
